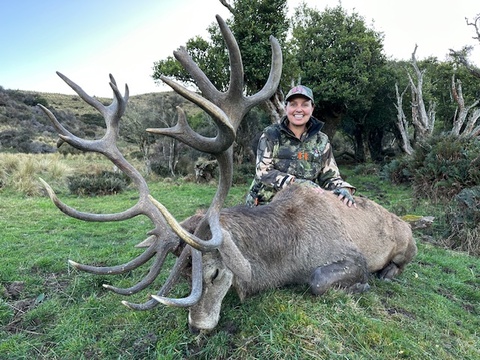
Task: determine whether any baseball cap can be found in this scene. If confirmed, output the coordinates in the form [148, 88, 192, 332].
[285, 85, 314, 104]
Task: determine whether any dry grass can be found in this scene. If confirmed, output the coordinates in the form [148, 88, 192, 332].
[0, 153, 72, 195]
[0, 152, 150, 196]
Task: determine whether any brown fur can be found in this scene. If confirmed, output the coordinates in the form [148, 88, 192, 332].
[183, 184, 417, 331]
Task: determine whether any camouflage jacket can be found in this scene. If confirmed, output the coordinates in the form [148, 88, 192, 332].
[246, 116, 355, 206]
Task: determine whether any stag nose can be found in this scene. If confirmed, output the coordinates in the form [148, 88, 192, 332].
[188, 324, 201, 334]
[188, 323, 214, 335]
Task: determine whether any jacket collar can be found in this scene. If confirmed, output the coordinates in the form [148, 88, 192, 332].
[279, 116, 324, 138]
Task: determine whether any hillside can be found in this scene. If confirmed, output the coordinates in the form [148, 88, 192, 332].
[0, 87, 201, 154]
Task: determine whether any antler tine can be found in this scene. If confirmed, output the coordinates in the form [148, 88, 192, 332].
[40, 178, 140, 222]
[216, 15, 243, 99]
[122, 245, 200, 310]
[151, 247, 203, 307]
[147, 84, 235, 154]
[101, 245, 172, 295]
[68, 237, 161, 276]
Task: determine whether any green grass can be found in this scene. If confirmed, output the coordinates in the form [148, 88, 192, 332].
[1, 172, 479, 359]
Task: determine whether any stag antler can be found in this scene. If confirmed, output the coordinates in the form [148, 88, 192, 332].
[40, 15, 282, 310]
[148, 15, 282, 252]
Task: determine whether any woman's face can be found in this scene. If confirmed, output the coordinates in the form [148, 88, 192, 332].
[285, 96, 314, 127]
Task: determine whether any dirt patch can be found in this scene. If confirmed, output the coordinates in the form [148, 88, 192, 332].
[2, 281, 25, 299]
[1, 281, 38, 334]
[385, 306, 416, 320]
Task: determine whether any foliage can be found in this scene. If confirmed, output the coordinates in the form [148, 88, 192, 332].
[381, 156, 413, 185]
[444, 186, 480, 255]
[289, 4, 391, 161]
[1, 175, 479, 359]
[380, 135, 480, 255]
[4, 89, 49, 108]
[409, 135, 480, 202]
[67, 170, 131, 196]
[152, 0, 290, 94]
[290, 4, 386, 115]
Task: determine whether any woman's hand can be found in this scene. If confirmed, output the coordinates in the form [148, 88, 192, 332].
[333, 188, 356, 208]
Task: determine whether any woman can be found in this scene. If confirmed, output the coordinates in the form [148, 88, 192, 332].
[246, 85, 356, 207]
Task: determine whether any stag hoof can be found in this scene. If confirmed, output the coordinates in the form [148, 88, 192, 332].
[309, 259, 368, 296]
[346, 282, 370, 294]
[377, 262, 400, 280]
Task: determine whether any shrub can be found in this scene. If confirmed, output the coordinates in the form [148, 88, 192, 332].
[381, 156, 412, 184]
[232, 162, 255, 185]
[383, 135, 480, 202]
[443, 186, 480, 256]
[411, 135, 480, 202]
[67, 171, 130, 196]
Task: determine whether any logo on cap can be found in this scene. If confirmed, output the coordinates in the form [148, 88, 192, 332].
[285, 85, 314, 104]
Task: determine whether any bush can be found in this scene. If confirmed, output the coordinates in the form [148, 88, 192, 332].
[412, 135, 480, 202]
[381, 135, 480, 255]
[383, 135, 480, 202]
[381, 156, 412, 184]
[67, 171, 130, 196]
[444, 186, 480, 256]
[232, 162, 255, 185]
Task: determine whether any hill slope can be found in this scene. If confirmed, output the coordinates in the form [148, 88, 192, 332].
[0, 86, 200, 153]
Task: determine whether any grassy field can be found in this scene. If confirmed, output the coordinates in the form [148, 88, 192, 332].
[1, 164, 479, 359]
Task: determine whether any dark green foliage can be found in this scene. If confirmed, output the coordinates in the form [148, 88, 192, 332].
[381, 135, 480, 255]
[381, 156, 413, 184]
[67, 171, 131, 196]
[5, 90, 49, 108]
[383, 135, 480, 201]
[410, 135, 480, 202]
[232, 162, 255, 185]
[0, 129, 55, 154]
[444, 186, 480, 255]
[149, 160, 172, 177]
[80, 113, 106, 128]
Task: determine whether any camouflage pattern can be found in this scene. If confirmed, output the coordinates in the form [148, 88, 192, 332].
[246, 116, 355, 206]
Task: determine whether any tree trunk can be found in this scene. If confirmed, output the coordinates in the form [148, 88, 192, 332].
[451, 75, 480, 137]
[394, 83, 413, 155]
[353, 124, 366, 163]
[264, 89, 285, 124]
[319, 110, 343, 140]
[408, 45, 435, 142]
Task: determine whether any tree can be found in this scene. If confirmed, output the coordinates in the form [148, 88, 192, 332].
[289, 4, 388, 161]
[450, 14, 480, 79]
[122, 93, 185, 175]
[153, 0, 290, 124]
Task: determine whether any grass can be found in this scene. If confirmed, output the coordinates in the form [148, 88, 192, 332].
[1, 163, 479, 359]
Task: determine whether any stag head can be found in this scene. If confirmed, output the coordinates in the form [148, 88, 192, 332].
[39, 16, 282, 330]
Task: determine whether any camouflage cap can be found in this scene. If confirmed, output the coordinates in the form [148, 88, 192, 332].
[285, 85, 314, 104]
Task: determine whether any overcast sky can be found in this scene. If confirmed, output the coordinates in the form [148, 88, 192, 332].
[1, 0, 478, 97]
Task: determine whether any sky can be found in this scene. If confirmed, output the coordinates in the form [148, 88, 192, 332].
[1, 0, 479, 97]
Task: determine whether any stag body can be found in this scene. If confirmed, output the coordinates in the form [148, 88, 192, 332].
[182, 185, 416, 331]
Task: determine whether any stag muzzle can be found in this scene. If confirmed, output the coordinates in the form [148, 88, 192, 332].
[187, 253, 234, 332]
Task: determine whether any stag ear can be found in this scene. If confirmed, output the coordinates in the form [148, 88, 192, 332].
[219, 230, 252, 282]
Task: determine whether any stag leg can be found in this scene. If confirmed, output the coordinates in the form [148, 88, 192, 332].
[377, 262, 401, 280]
[309, 255, 369, 296]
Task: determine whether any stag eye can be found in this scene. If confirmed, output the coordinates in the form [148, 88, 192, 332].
[210, 269, 220, 283]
